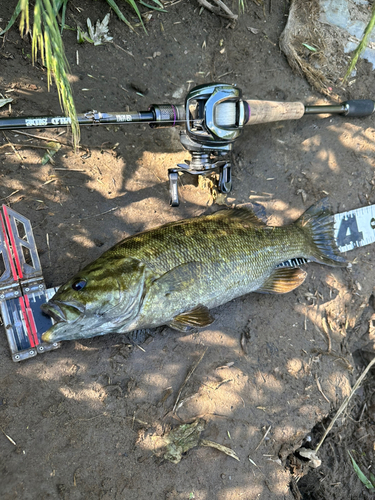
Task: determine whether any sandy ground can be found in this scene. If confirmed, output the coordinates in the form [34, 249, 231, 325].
[1, 1, 375, 499]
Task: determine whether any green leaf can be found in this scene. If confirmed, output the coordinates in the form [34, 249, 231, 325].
[41, 142, 61, 165]
[302, 43, 317, 52]
[348, 451, 375, 490]
[344, 2, 375, 81]
[60, 0, 69, 34]
[77, 26, 93, 44]
[0, 98, 13, 108]
[105, 0, 134, 31]
[52, 0, 65, 15]
[0, 0, 22, 36]
[149, 0, 165, 7]
[138, 1, 167, 12]
[124, 0, 147, 33]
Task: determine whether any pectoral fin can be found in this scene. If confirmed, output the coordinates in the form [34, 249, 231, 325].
[258, 267, 307, 294]
[153, 262, 207, 295]
[168, 305, 214, 332]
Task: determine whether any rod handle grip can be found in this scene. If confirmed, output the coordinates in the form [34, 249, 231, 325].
[244, 100, 305, 125]
[341, 99, 375, 117]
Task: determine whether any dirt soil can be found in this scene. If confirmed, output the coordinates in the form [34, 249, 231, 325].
[1, 1, 375, 499]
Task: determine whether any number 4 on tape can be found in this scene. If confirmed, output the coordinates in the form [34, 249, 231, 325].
[0, 205, 59, 362]
[334, 205, 375, 253]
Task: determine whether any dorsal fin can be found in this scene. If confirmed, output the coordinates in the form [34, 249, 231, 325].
[210, 203, 267, 227]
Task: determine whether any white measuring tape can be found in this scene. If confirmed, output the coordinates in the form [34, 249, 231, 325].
[334, 204, 375, 253]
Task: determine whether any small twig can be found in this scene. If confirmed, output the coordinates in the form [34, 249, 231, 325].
[196, 0, 237, 20]
[10, 130, 69, 146]
[46, 233, 51, 267]
[200, 439, 240, 461]
[358, 402, 368, 422]
[79, 206, 118, 220]
[314, 356, 375, 454]
[255, 425, 271, 451]
[63, 414, 111, 428]
[1, 427, 17, 446]
[217, 71, 234, 79]
[315, 375, 330, 404]
[311, 348, 353, 372]
[126, 415, 149, 426]
[54, 168, 86, 172]
[112, 42, 135, 58]
[0, 142, 56, 150]
[0, 189, 20, 201]
[42, 179, 57, 187]
[248, 456, 267, 476]
[2, 131, 23, 162]
[215, 378, 233, 390]
[172, 348, 207, 413]
[211, 0, 238, 18]
[357, 433, 370, 442]
[321, 316, 332, 353]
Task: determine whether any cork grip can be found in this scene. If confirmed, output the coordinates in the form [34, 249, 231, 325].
[245, 100, 305, 125]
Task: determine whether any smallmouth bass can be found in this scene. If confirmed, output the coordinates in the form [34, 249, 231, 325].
[41, 199, 346, 343]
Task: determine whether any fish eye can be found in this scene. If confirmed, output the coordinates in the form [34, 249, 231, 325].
[72, 279, 87, 291]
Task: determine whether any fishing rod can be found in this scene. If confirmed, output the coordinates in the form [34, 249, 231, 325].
[1, 83, 374, 206]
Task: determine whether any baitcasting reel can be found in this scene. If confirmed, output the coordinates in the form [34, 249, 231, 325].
[167, 83, 249, 206]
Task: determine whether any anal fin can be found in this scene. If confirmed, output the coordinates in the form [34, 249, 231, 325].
[168, 305, 214, 332]
[258, 267, 307, 294]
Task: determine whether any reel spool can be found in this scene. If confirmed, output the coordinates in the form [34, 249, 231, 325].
[168, 83, 249, 206]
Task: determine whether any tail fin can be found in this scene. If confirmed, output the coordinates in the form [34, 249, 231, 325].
[296, 198, 347, 267]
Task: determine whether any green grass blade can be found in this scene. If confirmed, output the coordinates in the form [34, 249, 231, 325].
[39, 0, 79, 146]
[31, 0, 43, 63]
[138, 0, 167, 12]
[150, 0, 165, 7]
[348, 451, 375, 490]
[124, 0, 147, 32]
[52, 0, 64, 14]
[105, 0, 134, 31]
[145, 0, 166, 8]
[0, 0, 23, 35]
[344, 2, 375, 81]
[19, 0, 30, 37]
[302, 43, 318, 52]
[60, 0, 69, 34]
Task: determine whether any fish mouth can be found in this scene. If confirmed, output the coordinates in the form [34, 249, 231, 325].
[41, 300, 85, 343]
[41, 301, 67, 322]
